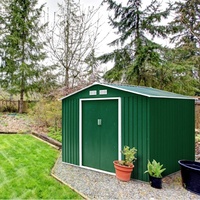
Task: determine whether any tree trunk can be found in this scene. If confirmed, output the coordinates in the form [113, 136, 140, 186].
[19, 89, 24, 113]
[65, 66, 69, 89]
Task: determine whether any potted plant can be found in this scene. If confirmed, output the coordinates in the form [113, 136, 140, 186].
[144, 159, 166, 189]
[113, 145, 137, 181]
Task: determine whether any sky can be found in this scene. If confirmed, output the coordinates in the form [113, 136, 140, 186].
[39, 0, 176, 49]
[39, 0, 112, 52]
[39, 0, 177, 70]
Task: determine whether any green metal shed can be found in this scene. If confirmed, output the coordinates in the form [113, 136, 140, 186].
[61, 82, 195, 181]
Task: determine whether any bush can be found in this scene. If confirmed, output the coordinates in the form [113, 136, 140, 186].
[2, 105, 18, 112]
[29, 99, 61, 130]
[48, 127, 62, 142]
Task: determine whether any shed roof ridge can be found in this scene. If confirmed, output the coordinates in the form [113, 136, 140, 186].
[60, 82, 195, 100]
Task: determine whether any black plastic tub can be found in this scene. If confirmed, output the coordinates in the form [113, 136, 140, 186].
[178, 160, 200, 195]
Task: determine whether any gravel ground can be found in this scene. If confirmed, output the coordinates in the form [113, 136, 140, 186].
[52, 155, 200, 199]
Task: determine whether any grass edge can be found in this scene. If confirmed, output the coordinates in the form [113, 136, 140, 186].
[51, 154, 87, 199]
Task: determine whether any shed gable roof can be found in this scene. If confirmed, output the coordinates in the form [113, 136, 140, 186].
[61, 82, 194, 100]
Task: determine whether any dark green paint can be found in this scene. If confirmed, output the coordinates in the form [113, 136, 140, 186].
[82, 100, 118, 172]
[149, 98, 195, 177]
[62, 83, 195, 181]
[62, 99, 79, 165]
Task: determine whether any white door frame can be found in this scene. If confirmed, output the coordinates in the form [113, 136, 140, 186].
[79, 97, 121, 172]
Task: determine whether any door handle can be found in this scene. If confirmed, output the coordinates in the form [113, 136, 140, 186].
[97, 119, 102, 126]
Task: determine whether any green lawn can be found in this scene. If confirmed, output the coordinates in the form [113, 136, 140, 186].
[0, 134, 82, 199]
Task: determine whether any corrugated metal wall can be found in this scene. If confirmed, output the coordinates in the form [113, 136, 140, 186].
[149, 98, 195, 177]
[62, 98, 79, 165]
[121, 95, 150, 181]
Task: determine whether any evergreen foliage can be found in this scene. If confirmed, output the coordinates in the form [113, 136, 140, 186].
[0, 0, 47, 112]
[167, 0, 200, 94]
[100, 0, 171, 86]
[100, 0, 200, 95]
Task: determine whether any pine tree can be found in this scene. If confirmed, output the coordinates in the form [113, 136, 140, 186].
[167, 0, 200, 94]
[0, 0, 46, 113]
[170, 0, 200, 48]
[100, 0, 171, 86]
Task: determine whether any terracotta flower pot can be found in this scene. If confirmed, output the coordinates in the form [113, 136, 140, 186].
[113, 160, 134, 181]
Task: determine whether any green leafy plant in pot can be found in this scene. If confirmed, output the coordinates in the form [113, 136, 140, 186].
[113, 146, 137, 182]
[144, 159, 166, 189]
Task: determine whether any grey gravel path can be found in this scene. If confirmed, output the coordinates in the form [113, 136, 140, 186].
[52, 155, 200, 199]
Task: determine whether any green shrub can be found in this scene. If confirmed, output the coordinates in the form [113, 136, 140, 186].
[29, 99, 61, 130]
[47, 127, 62, 142]
[27, 101, 38, 110]
[2, 105, 18, 112]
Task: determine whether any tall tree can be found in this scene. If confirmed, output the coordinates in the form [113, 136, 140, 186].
[170, 0, 200, 48]
[100, 0, 171, 86]
[0, 0, 46, 113]
[84, 49, 103, 83]
[167, 0, 200, 94]
[157, 47, 199, 95]
[45, 0, 102, 89]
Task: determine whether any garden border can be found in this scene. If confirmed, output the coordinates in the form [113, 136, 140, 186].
[51, 152, 87, 199]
